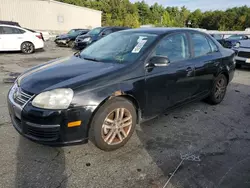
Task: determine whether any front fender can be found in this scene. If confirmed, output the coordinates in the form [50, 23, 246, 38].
[71, 78, 146, 112]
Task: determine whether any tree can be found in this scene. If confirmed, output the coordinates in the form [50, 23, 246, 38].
[56, 0, 250, 30]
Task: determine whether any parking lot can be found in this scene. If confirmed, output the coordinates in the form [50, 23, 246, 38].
[0, 41, 250, 188]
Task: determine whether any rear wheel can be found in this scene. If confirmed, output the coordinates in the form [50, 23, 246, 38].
[21, 42, 35, 54]
[207, 74, 228, 105]
[90, 97, 137, 151]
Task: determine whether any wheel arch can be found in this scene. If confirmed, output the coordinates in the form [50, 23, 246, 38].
[20, 41, 35, 51]
[92, 91, 141, 124]
[217, 71, 229, 85]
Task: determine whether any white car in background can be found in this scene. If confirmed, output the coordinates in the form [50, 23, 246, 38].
[0, 24, 44, 54]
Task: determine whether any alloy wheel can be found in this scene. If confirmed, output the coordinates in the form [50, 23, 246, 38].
[214, 77, 227, 100]
[22, 43, 33, 53]
[102, 108, 133, 145]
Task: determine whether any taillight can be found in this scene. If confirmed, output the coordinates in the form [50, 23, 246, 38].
[36, 34, 42, 40]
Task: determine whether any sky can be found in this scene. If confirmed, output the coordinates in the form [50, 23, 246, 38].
[130, 0, 250, 11]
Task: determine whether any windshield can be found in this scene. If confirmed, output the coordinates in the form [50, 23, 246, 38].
[228, 35, 244, 40]
[80, 32, 157, 64]
[67, 29, 77, 35]
[87, 27, 103, 35]
[68, 30, 83, 36]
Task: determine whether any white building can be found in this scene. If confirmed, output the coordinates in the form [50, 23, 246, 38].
[0, 0, 102, 32]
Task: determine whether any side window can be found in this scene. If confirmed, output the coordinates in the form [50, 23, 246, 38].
[102, 29, 112, 36]
[207, 38, 219, 52]
[0, 26, 3, 34]
[1, 27, 24, 34]
[191, 33, 212, 57]
[154, 33, 190, 63]
[16, 29, 25, 34]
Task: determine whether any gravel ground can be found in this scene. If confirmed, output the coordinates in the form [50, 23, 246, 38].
[0, 42, 250, 188]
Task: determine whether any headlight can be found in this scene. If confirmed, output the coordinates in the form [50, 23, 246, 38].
[234, 42, 240, 48]
[32, 88, 73, 109]
[82, 37, 91, 42]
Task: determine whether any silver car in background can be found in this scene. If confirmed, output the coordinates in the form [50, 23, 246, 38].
[233, 40, 250, 68]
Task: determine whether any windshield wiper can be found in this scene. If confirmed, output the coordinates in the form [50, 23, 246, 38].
[83, 56, 100, 62]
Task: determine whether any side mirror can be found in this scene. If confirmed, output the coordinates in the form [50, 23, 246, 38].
[149, 56, 170, 67]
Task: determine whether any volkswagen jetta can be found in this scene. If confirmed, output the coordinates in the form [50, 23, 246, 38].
[8, 28, 235, 151]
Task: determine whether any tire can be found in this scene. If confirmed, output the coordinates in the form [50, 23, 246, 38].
[21, 42, 35, 54]
[206, 74, 228, 105]
[236, 64, 242, 69]
[68, 41, 74, 48]
[90, 97, 137, 151]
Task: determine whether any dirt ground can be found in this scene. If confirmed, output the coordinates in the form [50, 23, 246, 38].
[0, 42, 250, 188]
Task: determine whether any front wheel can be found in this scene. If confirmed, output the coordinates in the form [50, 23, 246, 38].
[206, 74, 228, 105]
[68, 41, 75, 48]
[90, 97, 137, 151]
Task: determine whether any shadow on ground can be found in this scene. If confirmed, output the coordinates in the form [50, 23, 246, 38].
[136, 82, 250, 188]
[15, 137, 68, 188]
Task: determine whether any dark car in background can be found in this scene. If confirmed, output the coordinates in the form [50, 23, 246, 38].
[74, 26, 130, 50]
[233, 40, 250, 68]
[54, 29, 89, 47]
[210, 34, 225, 45]
[0, 20, 21, 27]
[8, 28, 235, 151]
[223, 34, 249, 48]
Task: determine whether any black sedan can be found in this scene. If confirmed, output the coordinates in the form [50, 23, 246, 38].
[74, 26, 130, 50]
[233, 40, 250, 68]
[8, 28, 235, 151]
[54, 29, 89, 47]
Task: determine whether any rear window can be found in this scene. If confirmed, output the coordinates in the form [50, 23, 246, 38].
[23, 28, 36, 32]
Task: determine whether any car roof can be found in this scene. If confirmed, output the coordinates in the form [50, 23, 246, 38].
[120, 27, 207, 35]
[0, 24, 20, 27]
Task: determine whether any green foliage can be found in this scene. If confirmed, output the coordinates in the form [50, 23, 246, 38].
[56, 0, 250, 30]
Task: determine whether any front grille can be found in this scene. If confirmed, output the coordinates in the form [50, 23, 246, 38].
[13, 88, 33, 106]
[238, 51, 250, 58]
[26, 125, 60, 141]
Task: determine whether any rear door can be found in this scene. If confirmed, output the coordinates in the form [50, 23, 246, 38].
[0, 26, 26, 50]
[189, 32, 222, 96]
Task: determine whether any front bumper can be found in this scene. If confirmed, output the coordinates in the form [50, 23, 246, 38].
[235, 51, 250, 66]
[54, 39, 69, 47]
[73, 41, 88, 50]
[7, 86, 96, 145]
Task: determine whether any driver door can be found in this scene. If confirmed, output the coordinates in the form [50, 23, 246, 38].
[144, 32, 197, 117]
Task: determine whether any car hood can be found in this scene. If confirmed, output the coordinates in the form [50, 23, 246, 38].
[224, 39, 240, 43]
[19, 56, 125, 94]
[56, 34, 74, 40]
[77, 34, 98, 41]
[239, 40, 250, 48]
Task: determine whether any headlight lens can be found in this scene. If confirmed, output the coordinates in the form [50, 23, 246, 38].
[234, 42, 240, 48]
[32, 88, 73, 109]
[83, 37, 91, 42]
